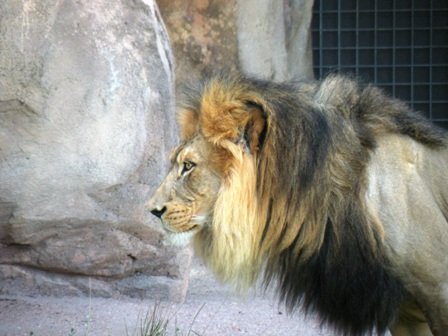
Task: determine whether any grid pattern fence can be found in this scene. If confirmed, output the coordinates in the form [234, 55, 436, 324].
[312, 0, 448, 129]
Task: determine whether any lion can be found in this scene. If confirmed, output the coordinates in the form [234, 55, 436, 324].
[148, 74, 448, 336]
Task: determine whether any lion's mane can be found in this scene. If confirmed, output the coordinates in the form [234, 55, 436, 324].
[177, 74, 447, 335]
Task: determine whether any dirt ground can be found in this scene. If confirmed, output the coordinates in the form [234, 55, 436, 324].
[0, 259, 341, 336]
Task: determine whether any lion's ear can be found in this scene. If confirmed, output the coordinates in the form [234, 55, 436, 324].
[242, 102, 267, 155]
[199, 80, 268, 155]
[177, 109, 199, 141]
[200, 100, 267, 155]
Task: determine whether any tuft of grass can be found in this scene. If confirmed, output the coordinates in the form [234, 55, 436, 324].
[126, 302, 206, 336]
[138, 302, 169, 336]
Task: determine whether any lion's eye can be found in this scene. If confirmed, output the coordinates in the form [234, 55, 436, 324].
[181, 161, 195, 175]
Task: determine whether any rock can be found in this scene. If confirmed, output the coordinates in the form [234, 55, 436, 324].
[236, 0, 314, 81]
[157, 0, 314, 82]
[0, 0, 191, 301]
[157, 0, 239, 85]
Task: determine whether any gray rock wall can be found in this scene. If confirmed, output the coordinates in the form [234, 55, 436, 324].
[158, 0, 314, 83]
[157, 0, 239, 85]
[237, 0, 314, 81]
[0, 0, 191, 300]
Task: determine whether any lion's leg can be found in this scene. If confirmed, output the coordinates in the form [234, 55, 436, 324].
[390, 301, 432, 336]
[417, 302, 448, 336]
[402, 280, 448, 335]
[390, 319, 432, 336]
[390, 300, 433, 336]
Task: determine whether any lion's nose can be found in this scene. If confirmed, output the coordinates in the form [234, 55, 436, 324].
[150, 206, 167, 219]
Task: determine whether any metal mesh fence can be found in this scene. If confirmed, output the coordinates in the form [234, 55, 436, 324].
[312, 0, 448, 129]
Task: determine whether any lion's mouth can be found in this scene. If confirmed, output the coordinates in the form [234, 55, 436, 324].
[163, 223, 200, 234]
[158, 213, 209, 243]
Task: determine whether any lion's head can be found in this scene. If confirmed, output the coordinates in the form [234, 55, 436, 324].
[148, 134, 221, 244]
[148, 76, 269, 285]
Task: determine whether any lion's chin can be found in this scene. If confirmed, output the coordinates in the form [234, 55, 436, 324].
[163, 215, 208, 246]
[165, 228, 198, 247]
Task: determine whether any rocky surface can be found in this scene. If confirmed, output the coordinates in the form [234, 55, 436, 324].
[0, 0, 190, 301]
[157, 0, 239, 85]
[158, 0, 314, 82]
[236, 0, 314, 81]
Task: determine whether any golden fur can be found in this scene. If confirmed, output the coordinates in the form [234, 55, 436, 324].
[148, 74, 448, 336]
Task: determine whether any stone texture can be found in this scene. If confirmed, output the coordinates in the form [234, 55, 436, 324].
[0, 0, 191, 301]
[157, 0, 314, 82]
[237, 0, 314, 81]
[157, 0, 239, 85]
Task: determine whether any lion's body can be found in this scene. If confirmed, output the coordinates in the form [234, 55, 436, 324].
[148, 74, 448, 336]
[367, 134, 448, 335]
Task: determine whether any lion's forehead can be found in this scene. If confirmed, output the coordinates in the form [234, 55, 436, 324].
[170, 135, 208, 165]
[169, 145, 183, 163]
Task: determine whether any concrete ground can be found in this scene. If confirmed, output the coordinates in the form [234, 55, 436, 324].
[0, 259, 336, 336]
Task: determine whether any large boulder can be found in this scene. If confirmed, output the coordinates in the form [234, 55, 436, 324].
[157, 0, 314, 82]
[236, 0, 314, 81]
[157, 0, 239, 85]
[0, 0, 191, 300]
